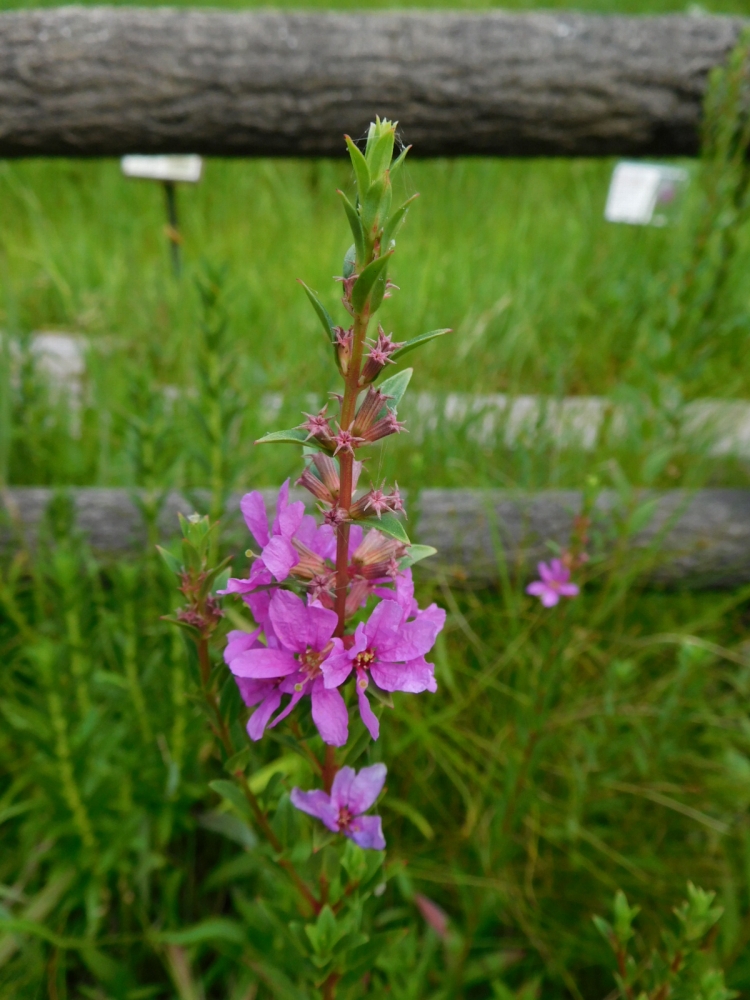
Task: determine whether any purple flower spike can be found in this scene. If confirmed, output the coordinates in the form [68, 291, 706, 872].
[291, 764, 387, 850]
[526, 559, 580, 608]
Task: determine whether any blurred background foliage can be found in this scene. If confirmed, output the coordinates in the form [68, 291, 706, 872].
[3, 0, 750, 996]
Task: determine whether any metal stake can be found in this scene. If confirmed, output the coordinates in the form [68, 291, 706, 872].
[163, 180, 181, 277]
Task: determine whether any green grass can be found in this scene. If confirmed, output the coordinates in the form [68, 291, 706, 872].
[3, 2, 750, 997]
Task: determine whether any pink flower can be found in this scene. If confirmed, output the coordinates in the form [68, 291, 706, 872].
[225, 590, 348, 746]
[291, 764, 386, 850]
[225, 628, 288, 741]
[220, 482, 333, 624]
[526, 559, 579, 608]
[322, 597, 445, 740]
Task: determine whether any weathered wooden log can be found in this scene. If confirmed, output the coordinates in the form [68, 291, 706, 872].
[0, 8, 745, 159]
[3, 487, 750, 589]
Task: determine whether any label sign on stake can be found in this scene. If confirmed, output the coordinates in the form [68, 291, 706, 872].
[120, 156, 203, 276]
[120, 155, 203, 183]
[604, 162, 688, 226]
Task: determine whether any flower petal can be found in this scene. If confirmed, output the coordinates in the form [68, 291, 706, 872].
[537, 561, 553, 584]
[346, 763, 387, 815]
[371, 657, 437, 694]
[559, 583, 579, 597]
[244, 589, 271, 626]
[357, 682, 380, 741]
[224, 628, 262, 664]
[261, 536, 299, 581]
[347, 815, 385, 851]
[348, 525, 364, 556]
[307, 603, 338, 652]
[321, 641, 354, 689]
[267, 684, 306, 729]
[526, 581, 548, 598]
[274, 481, 306, 539]
[364, 599, 404, 646]
[268, 590, 310, 652]
[311, 678, 349, 747]
[246, 689, 284, 740]
[241, 491, 270, 548]
[290, 788, 339, 831]
[330, 766, 356, 812]
[234, 675, 275, 708]
[230, 646, 297, 679]
[540, 589, 560, 608]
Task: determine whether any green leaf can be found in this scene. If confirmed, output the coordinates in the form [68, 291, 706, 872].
[359, 513, 410, 545]
[387, 798, 434, 839]
[338, 191, 366, 265]
[342, 244, 357, 279]
[298, 280, 336, 343]
[306, 905, 338, 956]
[382, 193, 419, 248]
[345, 136, 371, 196]
[223, 747, 253, 776]
[361, 176, 387, 236]
[400, 544, 437, 569]
[156, 545, 182, 577]
[391, 328, 452, 361]
[255, 428, 331, 453]
[389, 143, 412, 179]
[155, 919, 246, 947]
[352, 252, 392, 314]
[366, 127, 396, 180]
[208, 779, 254, 825]
[377, 367, 413, 412]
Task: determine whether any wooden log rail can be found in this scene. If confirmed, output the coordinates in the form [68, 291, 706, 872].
[3, 487, 750, 589]
[0, 8, 746, 158]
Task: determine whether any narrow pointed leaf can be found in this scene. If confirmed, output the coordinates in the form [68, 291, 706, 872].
[156, 545, 182, 576]
[298, 281, 336, 344]
[352, 252, 392, 313]
[389, 144, 412, 179]
[345, 136, 371, 196]
[359, 513, 410, 545]
[362, 176, 387, 236]
[366, 128, 396, 180]
[399, 544, 438, 569]
[208, 780, 255, 825]
[391, 328, 452, 361]
[338, 191, 366, 265]
[255, 428, 332, 453]
[383, 193, 419, 248]
[377, 367, 412, 412]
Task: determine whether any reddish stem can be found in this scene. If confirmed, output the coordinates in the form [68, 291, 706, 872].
[321, 745, 339, 793]
[196, 638, 321, 915]
[334, 308, 370, 636]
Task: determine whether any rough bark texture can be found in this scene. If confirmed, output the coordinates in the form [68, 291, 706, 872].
[0, 7, 745, 158]
[4, 487, 750, 589]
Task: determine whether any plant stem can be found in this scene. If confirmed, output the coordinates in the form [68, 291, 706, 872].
[322, 972, 340, 999]
[334, 307, 370, 636]
[196, 637, 321, 915]
[321, 745, 338, 794]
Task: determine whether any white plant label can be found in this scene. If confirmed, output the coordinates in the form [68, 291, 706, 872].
[604, 162, 688, 226]
[120, 155, 203, 183]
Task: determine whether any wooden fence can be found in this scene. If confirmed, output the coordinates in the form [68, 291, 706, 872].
[0, 8, 745, 158]
[4, 487, 750, 589]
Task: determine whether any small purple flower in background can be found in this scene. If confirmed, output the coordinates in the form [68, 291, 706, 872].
[526, 558, 579, 608]
[291, 764, 387, 850]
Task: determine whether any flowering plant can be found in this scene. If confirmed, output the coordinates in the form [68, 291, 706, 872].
[161, 119, 448, 997]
